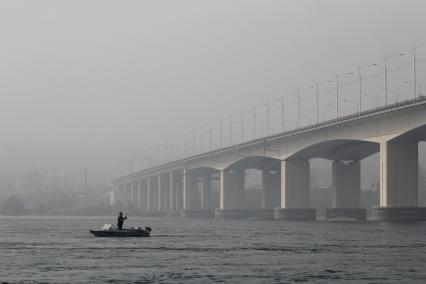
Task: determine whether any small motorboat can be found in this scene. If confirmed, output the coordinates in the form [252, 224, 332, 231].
[90, 224, 152, 237]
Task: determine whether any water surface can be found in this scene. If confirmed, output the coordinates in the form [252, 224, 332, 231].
[1, 216, 425, 283]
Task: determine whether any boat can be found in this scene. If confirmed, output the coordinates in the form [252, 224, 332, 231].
[90, 224, 152, 237]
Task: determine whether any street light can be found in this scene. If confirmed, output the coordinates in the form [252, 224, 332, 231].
[264, 102, 270, 136]
[384, 53, 404, 106]
[344, 98, 359, 113]
[209, 123, 213, 151]
[362, 93, 381, 108]
[357, 63, 377, 111]
[192, 130, 196, 154]
[336, 72, 354, 118]
[295, 86, 314, 128]
[412, 45, 426, 99]
[301, 113, 312, 125]
[240, 112, 244, 143]
[381, 88, 399, 103]
[219, 120, 222, 149]
[252, 107, 256, 139]
[284, 116, 298, 130]
[229, 116, 232, 146]
[281, 95, 284, 132]
[314, 80, 333, 124]
[404, 81, 424, 98]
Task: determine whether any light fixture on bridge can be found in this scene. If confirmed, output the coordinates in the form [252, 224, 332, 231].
[335, 72, 354, 119]
[384, 53, 404, 106]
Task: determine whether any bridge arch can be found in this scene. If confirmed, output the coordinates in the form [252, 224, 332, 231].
[286, 139, 379, 161]
[224, 155, 281, 171]
[187, 166, 220, 176]
[389, 124, 426, 143]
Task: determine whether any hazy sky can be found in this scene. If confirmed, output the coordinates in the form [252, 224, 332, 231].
[1, 0, 425, 173]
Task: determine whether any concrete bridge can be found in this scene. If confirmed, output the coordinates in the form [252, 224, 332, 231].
[112, 97, 426, 221]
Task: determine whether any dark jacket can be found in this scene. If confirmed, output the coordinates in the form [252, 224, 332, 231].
[117, 215, 127, 229]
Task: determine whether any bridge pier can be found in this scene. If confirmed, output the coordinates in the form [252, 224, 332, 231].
[139, 179, 148, 211]
[158, 175, 166, 212]
[373, 141, 426, 221]
[275, 160, 316, 220]
[257, 170, 280, 219]
[147, 175, 159, 212]
[200, 174, 212, 210]
[168, 172, 176, 212]
[175, 172, 184, 211]
[326, 160, 366, 221]
[215, 169, 247, 218]
[181, 169, 209, 217]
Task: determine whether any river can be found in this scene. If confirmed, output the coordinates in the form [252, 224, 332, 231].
[1, 216, 425, 283]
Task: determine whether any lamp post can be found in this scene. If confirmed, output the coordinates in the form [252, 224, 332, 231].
[404, 81, 424, 98]
[281, 95, 284, 132]
[229, 116, 232, 146]
[295, 86, 314, 128]
[184, 133, 188, 157]
[388, 89, 400, 103]
[219, 120, 222, 149]
[344, 98, 359, 113]
[411, 45, 425, 99]
[381, 88, 400, 103]
[335, 72, 354, 118]
[252, 107, 256, 139]
[314, 80, 333, 124]
[357, 63, 377, 111]
[199, 127, 203, 153]
[209, 123, 213, 151]
[300, 113, 312, 125]
[240, 112, 244, 143]
[384, 53, 404, 106]
[265, 102, 270, 136]
[413, 47, 417, 99]
[362, 93, 381, 108]
[284, 116, 298, 129]
[192, 130, 195, 154]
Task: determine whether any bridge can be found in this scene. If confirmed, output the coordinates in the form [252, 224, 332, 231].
[112, 48, 426, 221]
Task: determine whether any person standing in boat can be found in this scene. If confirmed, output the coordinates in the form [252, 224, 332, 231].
[117, 212, 127, 230]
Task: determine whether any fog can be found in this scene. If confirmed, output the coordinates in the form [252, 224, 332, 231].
[1, 0, 426, 210]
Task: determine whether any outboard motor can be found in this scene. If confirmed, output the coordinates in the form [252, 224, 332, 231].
[145, 227, 152, 232]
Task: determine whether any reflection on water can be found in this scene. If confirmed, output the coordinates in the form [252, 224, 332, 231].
[1, 216, 426, 283]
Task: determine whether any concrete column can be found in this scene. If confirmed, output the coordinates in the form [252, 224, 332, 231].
[200, 174, 212, 210]
[372, 141, 425, 221]
[147, 176, 158, 211]
[136, 180, 141, 208]
[147, 177, 151, 211]
[219, 169, 245, 209]
[130, 182, 135, 207]
[169, 172, 175, 211]
[139, 179, 148, 211]
[280, 160, 310, 208]
[327, 160, 366, 220]
[191, 176, 201, 209]
[158, 175, 169, 211]
[175, 173, 183, 211]
[275, 159, 315, 220]
[183, 169, 192, 210]
[261, 170, 281, 209]
[332, 160, 361, 208]
[132, 181, 139, 208]
[380, 141, 418, 207]
[125, 182, 132, 208]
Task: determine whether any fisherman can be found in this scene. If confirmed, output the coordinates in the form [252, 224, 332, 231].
[117, 212, 127, 230]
